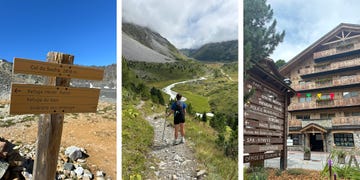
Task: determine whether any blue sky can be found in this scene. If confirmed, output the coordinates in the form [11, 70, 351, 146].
[0, 0, 116, 66]
[267, 0, 360, 62]
[123, 0, 238, 49]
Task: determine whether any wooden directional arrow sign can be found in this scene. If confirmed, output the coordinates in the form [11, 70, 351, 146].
[10, 84, 100, 114]
[13, 58, 104, 80]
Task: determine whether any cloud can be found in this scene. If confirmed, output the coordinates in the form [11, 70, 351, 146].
[122, 0, 238, 49]
[267, 0, 360, 62]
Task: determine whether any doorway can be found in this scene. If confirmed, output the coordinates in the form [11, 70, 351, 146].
[310, 133, 323, 151]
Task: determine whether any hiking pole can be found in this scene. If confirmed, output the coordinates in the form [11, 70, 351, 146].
[162, 105, 168, 142]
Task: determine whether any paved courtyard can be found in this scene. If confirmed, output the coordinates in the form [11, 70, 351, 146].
[264, 151, 330, 170]
[245, 150, 360, 171]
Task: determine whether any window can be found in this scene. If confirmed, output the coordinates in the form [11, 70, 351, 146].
[334, 133, 354, 147]
[320, 113, 335, 119]
[290, 134, 302, 145]
[343, 91, 358, 98]
[344, 112, 360, 117]
[298, 93, 312, 103]
[296, 115, 310, 120]
[315, 78, 332, 86]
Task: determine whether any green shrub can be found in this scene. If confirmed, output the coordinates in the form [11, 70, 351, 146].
[287, 168, 306, 176]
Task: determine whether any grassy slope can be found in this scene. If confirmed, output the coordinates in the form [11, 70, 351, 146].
[186, 117, 238, 179]
[122, 102, 154, 179]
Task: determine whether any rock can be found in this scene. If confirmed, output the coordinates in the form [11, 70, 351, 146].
[70, 170, 76, 178]
[65, 146, 88, 161]
[63, 170, 71, 177]
[57, 174, 66, 180]
[150, 166, 155, 170]
[181, 160, 192, 166]
[65, 146, 79, 157]
[0, 160, 9, 179]
[74, 166, 84, 176]
[83, 176, 91, 180]
[172, 174, 178, 180]
[83, 169, 93, 179]
[77, 158, 87, 163]
[21, 171, 32, 180]
[174, 154, 183, 162]
[69, 149, 83, 161]
[63, 162, 74, 170]
[96, 171, 104, 177]
[196, 170, 206, 177]
[96, 177, 106, 180]
[154, 171, 160, 177]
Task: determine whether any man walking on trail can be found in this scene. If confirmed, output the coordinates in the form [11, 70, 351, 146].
[167, 93, 187, 145]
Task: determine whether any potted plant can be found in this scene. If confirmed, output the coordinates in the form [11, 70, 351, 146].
[304, 146, 311, 160]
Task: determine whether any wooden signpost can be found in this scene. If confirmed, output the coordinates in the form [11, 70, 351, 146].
[244, 60, 294, 170]
[9, 52, 104, 179]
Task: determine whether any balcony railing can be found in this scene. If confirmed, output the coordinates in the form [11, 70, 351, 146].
[291, 74, 360, 91]
[332, 116, 360, 126]
[288, 118, 356, 128]
[299, 58, 360, 75]
[288, 96, 360, 111]
[313, 43, 360, 59]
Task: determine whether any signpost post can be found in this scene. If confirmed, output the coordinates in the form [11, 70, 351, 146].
[9, 52, 104, 179]
[244, 60, 294, 170]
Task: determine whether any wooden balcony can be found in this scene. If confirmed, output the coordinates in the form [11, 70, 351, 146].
[299, 58, 360, 75]
[288, 96, 360, 111]
[292, 74, 360, 91]
[332, 116, 360, 126]
[288, 119, 302, 127]
[313, 43, 360, 59]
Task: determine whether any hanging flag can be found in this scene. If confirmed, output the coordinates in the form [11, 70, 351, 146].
[317, 93, 322, 99]
[330, 93, 335, 100]
[297, 93, 301, 97]
[306, 93, 311, 97]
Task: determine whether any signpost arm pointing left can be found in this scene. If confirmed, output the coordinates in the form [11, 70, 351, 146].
[32, 52, 74, 179]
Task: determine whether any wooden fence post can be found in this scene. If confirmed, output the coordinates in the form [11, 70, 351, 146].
[32, 52, 74, 179]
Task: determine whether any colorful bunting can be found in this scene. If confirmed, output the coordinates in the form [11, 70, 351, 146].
[330, 93, 335, 100]
[306, 93, 311, 97]
[297, 93, 301, 97]
[317, 93, 322, 99]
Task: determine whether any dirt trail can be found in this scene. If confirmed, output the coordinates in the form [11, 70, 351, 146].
[138, 101, 199, 179]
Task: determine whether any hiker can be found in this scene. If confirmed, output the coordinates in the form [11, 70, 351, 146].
[166, 93, 187, 145]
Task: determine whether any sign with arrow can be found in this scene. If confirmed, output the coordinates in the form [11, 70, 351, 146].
[10, 84, 100, 114]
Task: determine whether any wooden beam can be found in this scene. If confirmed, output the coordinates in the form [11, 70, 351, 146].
[32, 52, 74, 179]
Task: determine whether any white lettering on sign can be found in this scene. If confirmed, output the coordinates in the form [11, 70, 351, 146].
[258, 99, 273, 108]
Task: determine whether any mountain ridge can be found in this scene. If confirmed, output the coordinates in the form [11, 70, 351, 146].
[0, 59, 116, 101]
[122, 22, 186, 63]
[180, 40, 238, 62]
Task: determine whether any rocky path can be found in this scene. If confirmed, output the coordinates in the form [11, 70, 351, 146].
[137, 102, 202, 179]
[145, 113, 199, 179]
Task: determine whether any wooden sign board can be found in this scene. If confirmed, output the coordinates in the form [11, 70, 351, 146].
[10, 84, 100, 114]
[244, 136, 283, 145]
[244, 152, 281, 163]
[244, 144, 283, 154]
[244, 128, 283, 137]
[245, 119, 283, 131]
[13, 58, 104, 80]
[245, 111, 283, 125]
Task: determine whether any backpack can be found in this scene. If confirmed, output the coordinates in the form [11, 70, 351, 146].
[174, 101, 184, 120]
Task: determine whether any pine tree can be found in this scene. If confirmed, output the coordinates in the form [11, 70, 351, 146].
[244, 0, 285, 102]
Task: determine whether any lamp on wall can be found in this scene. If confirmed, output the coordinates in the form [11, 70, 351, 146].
[312, 128, 315, 135]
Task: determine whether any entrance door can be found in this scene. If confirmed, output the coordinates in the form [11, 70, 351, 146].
[310, 133, 323, 151]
